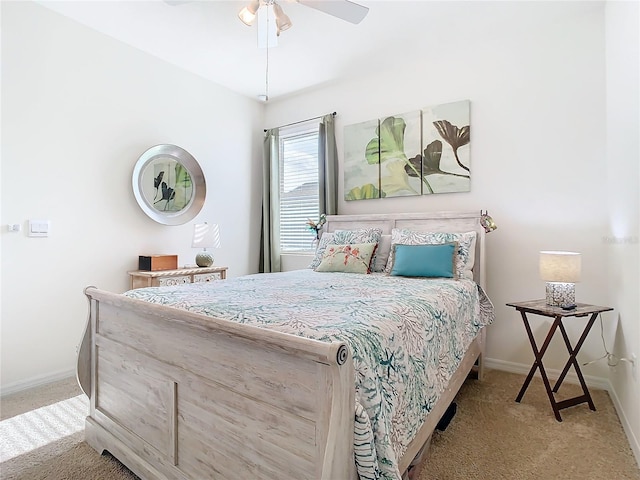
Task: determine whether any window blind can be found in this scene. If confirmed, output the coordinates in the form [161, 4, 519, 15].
[279, 123, 320, 253]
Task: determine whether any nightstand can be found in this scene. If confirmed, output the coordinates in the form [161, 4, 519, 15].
[506, 300, 613, 421]
[128, 266, 228, 290]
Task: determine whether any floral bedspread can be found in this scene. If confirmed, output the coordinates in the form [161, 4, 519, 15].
[125, 269, 495, 480]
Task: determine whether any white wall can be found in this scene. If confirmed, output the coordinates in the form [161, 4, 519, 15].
[1, 0, 637, 461]
[605, 0, 640, 461]
[0, 1, 265, 392]
[266, 0, 639, 458]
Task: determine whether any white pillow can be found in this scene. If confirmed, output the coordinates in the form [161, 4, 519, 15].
[372, 234, 392, 272]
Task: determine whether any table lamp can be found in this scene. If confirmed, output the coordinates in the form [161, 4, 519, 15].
[192, 222, 221, 267]
[539, 251, 581, 307]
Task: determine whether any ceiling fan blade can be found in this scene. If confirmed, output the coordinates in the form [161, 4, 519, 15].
[298, 0, 369, 24]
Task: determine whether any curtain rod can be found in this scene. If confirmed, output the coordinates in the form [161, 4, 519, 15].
[264, 112, 336, 132]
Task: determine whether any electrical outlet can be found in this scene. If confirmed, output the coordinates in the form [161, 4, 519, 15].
[632, 353, 637, 381]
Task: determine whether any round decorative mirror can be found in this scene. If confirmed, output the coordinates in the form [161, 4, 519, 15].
[132, 144, 206, 225]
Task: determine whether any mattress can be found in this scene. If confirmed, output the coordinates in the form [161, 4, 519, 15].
[125, 269, 495, 480]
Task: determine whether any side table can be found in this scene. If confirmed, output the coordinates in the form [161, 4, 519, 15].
[506, 300, 613, 421]
[128, 266, 228, 290]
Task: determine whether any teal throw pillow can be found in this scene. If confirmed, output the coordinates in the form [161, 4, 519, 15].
[390, 243, 457, 278]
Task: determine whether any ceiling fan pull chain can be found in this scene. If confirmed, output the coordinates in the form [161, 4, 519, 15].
[265, 7, 269, 101]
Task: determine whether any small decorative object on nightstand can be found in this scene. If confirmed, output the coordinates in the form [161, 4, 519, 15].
[192, 222, 221, 267]
[507, 300, 613, 422]
[539, 251, 581, 307]
[128, 265, 228, 290]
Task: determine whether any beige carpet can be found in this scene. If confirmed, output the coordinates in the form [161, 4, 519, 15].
[422, 370, 639, 480]
[0, 370, 638, 480]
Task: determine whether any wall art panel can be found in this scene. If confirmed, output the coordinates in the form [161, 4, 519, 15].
[344, 100, 471, 200]
[344, 118, 381, 200]
[420, 100, 470, 194]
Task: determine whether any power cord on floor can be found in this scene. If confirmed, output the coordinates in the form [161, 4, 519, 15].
[582, 313, 635, 367]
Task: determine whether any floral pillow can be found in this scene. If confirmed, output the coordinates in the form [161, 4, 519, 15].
[315, 243, 378, 274]
[384, 229, 477, 279]
[308, 228, 383, 269]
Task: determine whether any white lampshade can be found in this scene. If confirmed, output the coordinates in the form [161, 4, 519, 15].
[192, 223, 221, 268]
[192, 223, 221, 249]
[539, 251, 581, 283]
[540, 251, 581, 306]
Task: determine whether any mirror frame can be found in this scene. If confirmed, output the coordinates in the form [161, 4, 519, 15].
[132, 144, 206, 225]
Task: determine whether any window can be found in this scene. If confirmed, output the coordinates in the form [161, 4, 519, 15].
[279, 121, 320, 253]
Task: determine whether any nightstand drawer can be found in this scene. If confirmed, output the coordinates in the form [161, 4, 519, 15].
[158, 276, 190, 286]
[193, 272, 223, 283]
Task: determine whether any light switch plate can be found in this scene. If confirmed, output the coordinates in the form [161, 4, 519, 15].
[28, 220, 50, 237]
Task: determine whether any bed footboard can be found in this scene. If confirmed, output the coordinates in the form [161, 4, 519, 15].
[77, 287, 356, 480]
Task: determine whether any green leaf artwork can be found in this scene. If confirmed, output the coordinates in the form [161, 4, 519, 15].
[366, 117, 406, 165]
[343, 100, 471, 200]
[151, 160, 194, 212]
[345, 184, 385, 200]
[381, 156, 421, 196]
[343, 118, 381, 200]
[172, 162, 193, 211]
[369, 113, 423, 198]
[175, 162, 192, 187]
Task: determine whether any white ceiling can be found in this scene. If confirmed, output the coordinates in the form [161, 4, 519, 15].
[37, 1, 602, 102]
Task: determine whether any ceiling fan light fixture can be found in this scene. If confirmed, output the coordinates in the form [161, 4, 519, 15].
[238, 0, 260, 26]
[273, 3, 292, 34]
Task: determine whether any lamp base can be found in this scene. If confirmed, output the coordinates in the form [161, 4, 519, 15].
[195, 251, 214, 267]
[545, 282, 575, 307]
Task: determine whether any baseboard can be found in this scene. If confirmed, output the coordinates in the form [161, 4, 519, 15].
[605, 378, 640, 468]
[486, 358, 639, 469]
[484, 358, 610, 390]
[0, 368, 76, 397]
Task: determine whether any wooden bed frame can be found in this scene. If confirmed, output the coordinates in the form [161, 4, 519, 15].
[76, 211, 488, 480]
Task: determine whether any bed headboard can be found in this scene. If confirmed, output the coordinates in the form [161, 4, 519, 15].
[323, 211, 487, 288]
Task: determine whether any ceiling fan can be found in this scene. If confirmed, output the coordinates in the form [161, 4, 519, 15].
[237, 0, 368, 101]
[238, 0, 369, 36]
